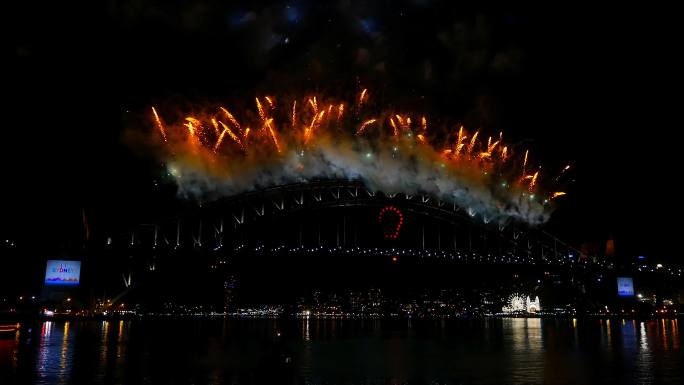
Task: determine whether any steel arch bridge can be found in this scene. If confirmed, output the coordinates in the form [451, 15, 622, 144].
[114, 179, 591, 269]
[79, 179, 683, 311]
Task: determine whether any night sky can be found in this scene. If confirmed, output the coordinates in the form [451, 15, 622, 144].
[6, 2, 682, 261]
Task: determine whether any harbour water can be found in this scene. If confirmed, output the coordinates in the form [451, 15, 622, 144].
[1, 317, 681, 384]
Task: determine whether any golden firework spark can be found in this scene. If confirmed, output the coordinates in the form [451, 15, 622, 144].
[359, 88, 368, 108]
[220, 107, 242, 131]
[264, 118, 281, 152]
[529, 170, 539, 192]
[357, 119, 377, 135]
[217, 121, 243, 150]
[551, 191, 566, 199]
[255, 97, 267, 122]
[151, 107, 167, 142]
[304, 110, 325, 144]
[467, 131, 479, 156]
[148, 91, 565, 205]
[211, 118, 220, 135]
[264, 96, 274, 108]
[389, 117, 399, 136]
[308, 96, 318, 114]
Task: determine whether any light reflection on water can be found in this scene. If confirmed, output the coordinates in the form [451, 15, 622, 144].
[1, 318, 681, 384]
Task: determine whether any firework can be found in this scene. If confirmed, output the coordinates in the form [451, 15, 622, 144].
[388, 117, 399, 136]
[264, 118, 281, 152]
[255, 98, 267, 122]
[216, 121, 243, 150]
[358, 88, 368, 109]
[357, 119, 377, 135]
[219, 107, 242, 131]
[145, 89, 567, 224]
[151, 107, 167, 142]
[551, 191, 566, 199]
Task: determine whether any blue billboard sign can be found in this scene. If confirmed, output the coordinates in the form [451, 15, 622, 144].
[617, 277, 634, 297]
[44, 260, 81, 286]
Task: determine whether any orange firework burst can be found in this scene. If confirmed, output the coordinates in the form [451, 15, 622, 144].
[146, 89, 568, 220]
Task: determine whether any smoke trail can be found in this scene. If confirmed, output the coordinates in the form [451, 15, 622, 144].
[147, 94, 562, 226]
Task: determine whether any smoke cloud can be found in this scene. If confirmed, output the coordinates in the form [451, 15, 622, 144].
[154, 109, 552, 226]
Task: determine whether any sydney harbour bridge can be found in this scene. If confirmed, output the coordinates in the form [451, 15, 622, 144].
[79, 179, 680, 310]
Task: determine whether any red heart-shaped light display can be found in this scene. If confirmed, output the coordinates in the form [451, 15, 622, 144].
[378, 206, 403, 240]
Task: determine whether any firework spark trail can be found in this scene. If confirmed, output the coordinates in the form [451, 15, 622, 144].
[184, 118, 198, 137]
[211, 118, 220, 135]
[256, 97, 268, 122]
[551, 191, 566, 199]
[305, 111, 325, 144]
[308, 97, 318, 114]
[263, 118, 281, 152]
[217, 121, 243, 150]
[357, 119, 377, 135]
[220, 107, 242, 131]
[214, 127, 228, 152]
[151, 107, 167, 142]
[466, 131, 479, 157]
[359, 89, 368, 109]
[555, 164, 571, 181]
[146, 92, 568, 225]
[529, 170, 539, 192]
[454, 126, 466, 156]
[389, 117, 399, 137]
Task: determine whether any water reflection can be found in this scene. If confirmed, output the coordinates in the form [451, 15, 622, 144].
[35, 321, 74, 385]
[507, 318, 544, 383]
[6, 318, 682, 384]
[0, 323, 21, 378]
